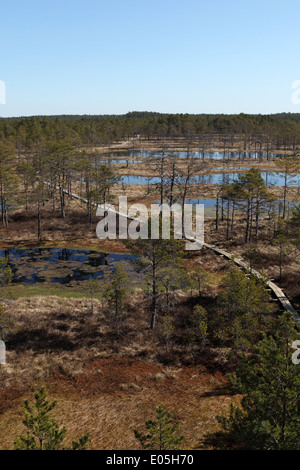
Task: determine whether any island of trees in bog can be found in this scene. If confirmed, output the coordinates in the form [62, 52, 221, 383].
[0, 111, 299, 450]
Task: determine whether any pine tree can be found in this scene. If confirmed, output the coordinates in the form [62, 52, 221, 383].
[234, 168, 270, 243]
[82, 277, 102, 315]
[159, 314, 175, 351]
[157, 265, 183, 312]
[288, 205, 300, 249]
[14, 387, 90, 450]
[272, 221, 291, 281]
[186, 265, 208, 299]
[217, 313, 300, 450]
[0, 141, 20, 228]
[216, 265, 274, 349]
[104, 264, 129, 338]
[126, 229, 184, 330]
[134, 405, 184, 450]
[0, 256, 13, 288]
[187, 305, 208, 348]
[274, 155, 300, 219]
[242, 245, 261, 272]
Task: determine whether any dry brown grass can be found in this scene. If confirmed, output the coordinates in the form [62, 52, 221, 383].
[0, 147, 297, 449]
[0, 358, 234, 450]
[0, 292, 235, 450]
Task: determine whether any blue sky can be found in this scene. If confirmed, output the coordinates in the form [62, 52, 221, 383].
[0, 0, 300, 117]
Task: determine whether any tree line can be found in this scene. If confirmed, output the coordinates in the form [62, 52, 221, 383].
[1, 112, 300, 151]
[0, 139, 119, 236]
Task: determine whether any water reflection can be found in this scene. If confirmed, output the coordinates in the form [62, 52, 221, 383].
[102, 150, 280, 160]
[119, 172, 300, 187]
[0, 248, 136, 285]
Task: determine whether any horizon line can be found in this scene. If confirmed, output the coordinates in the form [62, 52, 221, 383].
[1, 110, 300, 119]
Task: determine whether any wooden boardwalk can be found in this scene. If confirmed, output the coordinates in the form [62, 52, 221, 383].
[44, 182, 299, 322]
[201, 241, 300, 322]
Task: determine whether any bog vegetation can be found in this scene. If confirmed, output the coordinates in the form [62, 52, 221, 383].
[0, 112, 299, 450]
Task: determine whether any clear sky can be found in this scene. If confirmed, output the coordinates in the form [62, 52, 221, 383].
[1, 0, 300, 117]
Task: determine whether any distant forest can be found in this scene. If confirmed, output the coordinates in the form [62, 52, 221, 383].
[1, 112, 300, 151]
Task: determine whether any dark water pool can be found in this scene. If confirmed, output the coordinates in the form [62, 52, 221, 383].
[0, 247, 137, 285]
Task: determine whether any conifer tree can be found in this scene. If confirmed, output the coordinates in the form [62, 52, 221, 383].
[186, 265, 208, 299]
[217, 313, 300, 450]
[14, 387, 89, 450]
[134, 405, 184, 450]
[104, 264, 129, 338]
[125, 216, 184, 330]
[289, 205, 300, 249]
[236, 168, 270, 243]
[274, 155, 300, 219]
[0, 256, 13, 288]
[188, 305, 208, 348]
[159, 314, 175, 351]
[216, 265, 273, 349]
[82, 277, 103, 315]
[0, 141, 20, 227]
